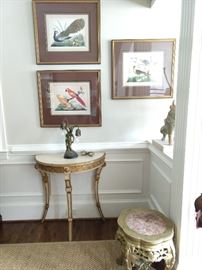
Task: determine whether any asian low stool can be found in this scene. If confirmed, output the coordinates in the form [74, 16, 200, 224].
[115, 208, 175, 270]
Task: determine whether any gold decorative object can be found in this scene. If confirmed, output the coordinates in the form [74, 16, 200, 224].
[35, 152, 106, 241]
[116, 208, 175, 270]
[160, 101, 176, 145]
[60, 121, 81, 159]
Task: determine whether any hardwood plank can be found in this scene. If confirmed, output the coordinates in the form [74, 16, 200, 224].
[0, 218, 164, 269]
[0, 218, 117, 244]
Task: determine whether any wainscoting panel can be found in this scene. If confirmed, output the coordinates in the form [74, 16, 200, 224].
[0, 143, 150, 220]
[149, 150, 172, 216]
[100, 159, 144, 194]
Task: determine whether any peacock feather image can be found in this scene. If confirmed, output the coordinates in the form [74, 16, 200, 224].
[51, 18, 86, 47]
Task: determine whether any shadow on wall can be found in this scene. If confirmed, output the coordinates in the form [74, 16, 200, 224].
[129, 0, 151, 8]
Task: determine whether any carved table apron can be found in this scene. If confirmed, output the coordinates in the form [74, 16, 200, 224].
[35, 152, 106, 241]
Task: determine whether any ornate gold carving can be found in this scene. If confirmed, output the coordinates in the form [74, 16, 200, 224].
[116, 209, 176, 270]
[36, 168, 50, 223]
[36, 156, 105, 174]
[35, 152, 106, 241]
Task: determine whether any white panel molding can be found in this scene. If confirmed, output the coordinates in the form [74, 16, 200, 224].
[151, 161, 172, 185]
[0, 189, 144, 201]
[150, 161, 172, 215]
[0, 142, 149, 164]
[107, 158, 143, 162]
[8, 141, 149, 153]
[149, 144, 173, 169]
[148, 194, 165, 214]
[0, 145, 148, 220]
[0, 155, 146, 166]
[102, 158, 144, 194]
[0, 192, 149, 220]
[100, 189, 142, 194]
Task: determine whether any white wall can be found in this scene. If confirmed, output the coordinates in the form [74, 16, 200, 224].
[1, 0, 181, 147]
[0, 0, 181, 220]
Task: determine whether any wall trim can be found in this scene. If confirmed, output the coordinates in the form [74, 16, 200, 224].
[0, 192, 150, 220]
[8, 141, 149, 152]
[0, 142, 149, 164]
[151, 161, 172, 184]
[149, 144, 173, 168]
[148, 194, 165, 214]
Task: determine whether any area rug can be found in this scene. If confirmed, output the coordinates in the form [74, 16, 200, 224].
[0, 240, 126, 270]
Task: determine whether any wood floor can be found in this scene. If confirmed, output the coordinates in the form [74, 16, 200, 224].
[0, 218, 117, 243]
[0, 218, 164, 269]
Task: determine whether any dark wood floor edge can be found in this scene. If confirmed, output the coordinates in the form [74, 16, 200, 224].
[1, 217, 118, 224]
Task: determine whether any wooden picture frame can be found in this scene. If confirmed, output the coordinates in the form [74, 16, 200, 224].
[111, 39, 176, 99]
[37, 70, 101, 127]
[32, 0, 100, 64]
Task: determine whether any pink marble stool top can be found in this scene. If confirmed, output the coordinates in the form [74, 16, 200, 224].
[126, 212, 167, 236]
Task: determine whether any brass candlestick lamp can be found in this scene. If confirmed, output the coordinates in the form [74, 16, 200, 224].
[60, 121, 81, 159]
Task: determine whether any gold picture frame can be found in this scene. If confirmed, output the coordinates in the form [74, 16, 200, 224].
[112, 39, 176, 99]
[32, 0, 100, 64]
[37, 70, 101, 127]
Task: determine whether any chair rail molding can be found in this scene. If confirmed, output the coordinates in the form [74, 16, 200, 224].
[0, 141, 149, 164]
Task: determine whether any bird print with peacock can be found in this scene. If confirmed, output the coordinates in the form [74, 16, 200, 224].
[45, 14, 89, 52]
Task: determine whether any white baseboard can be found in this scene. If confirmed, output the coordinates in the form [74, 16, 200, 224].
[0, 194, 149, 221]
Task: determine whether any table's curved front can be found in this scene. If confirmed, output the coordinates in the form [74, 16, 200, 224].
[35, 152, 106, 241]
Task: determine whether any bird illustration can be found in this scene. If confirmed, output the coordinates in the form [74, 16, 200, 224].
[53, 18, 85, 42]
[65, 87, 86, 107]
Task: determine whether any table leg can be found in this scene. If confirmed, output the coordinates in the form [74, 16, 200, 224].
[64, 168, 73, 241]
[36, 166, 51, 223]
[94, 162, 106, 220]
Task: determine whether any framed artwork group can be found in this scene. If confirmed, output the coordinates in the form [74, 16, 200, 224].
[32, 0, 101, 127]
[32, 0, 176, 127]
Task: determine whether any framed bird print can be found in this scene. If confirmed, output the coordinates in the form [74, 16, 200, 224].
[36, 70, 101, 127]
[32, 0, 100, 64]
[111, 39, 176, 99]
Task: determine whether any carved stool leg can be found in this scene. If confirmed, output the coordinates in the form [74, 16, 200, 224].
[125, 246, 138, 270]
[165, 241, 176, 270]
[115, 229, 127, 266]
[64, 168, 73, 241]
[94, 162, 106, 220]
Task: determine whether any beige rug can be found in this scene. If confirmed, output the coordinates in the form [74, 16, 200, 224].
[0, 240, 126, 270]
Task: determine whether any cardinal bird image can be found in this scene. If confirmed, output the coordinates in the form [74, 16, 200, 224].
[65, 87, 87, 108]
[55, 87, 87, 112]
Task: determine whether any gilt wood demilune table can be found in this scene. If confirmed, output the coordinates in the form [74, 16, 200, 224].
[35, 152, 106, 241]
